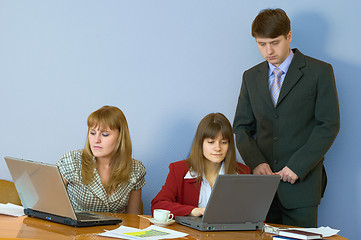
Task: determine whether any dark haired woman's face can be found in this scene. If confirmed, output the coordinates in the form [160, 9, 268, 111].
[202, 131, 229, 164]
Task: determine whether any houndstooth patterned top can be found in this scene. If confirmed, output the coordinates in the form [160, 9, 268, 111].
[57, 149, 146, 213]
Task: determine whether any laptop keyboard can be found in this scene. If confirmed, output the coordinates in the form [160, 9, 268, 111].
[186, 216, 203, 223]
[75, 212, 100, 220]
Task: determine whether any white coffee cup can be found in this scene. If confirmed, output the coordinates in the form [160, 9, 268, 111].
[153, 209, 174, 222]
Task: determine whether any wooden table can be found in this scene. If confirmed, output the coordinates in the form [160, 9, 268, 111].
[0, 214, 348, 240]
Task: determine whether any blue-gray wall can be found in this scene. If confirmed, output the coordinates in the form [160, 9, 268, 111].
[0, 1, 359, 239]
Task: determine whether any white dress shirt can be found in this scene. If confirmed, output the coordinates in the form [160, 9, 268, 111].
[183, 163, 225, 208]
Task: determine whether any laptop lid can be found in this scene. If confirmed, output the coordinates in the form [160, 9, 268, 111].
[203, 174, 280, 223]
[175, 174, 280, 231]
[5, 156, 122, 227]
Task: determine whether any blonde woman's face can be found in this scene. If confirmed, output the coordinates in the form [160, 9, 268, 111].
[88, 126, 119, 162]
[202, 131, 229, 164]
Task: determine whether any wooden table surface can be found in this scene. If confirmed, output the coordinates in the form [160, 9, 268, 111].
[0, 213, 348, 240]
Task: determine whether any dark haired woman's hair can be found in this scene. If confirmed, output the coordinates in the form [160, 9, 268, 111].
[186, 113, 241, 181]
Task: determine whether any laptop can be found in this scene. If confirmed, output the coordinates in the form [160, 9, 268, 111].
[175, 174, 280, 231]
[5, 156, 123, 227]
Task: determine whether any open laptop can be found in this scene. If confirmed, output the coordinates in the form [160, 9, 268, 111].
[5, 156, 123, 227]
[175, 174, 280, 231]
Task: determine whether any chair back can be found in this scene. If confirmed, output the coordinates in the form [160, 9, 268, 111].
[0, 179, 22, 206]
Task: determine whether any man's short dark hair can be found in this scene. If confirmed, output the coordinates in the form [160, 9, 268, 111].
[251, 8, 291, 38]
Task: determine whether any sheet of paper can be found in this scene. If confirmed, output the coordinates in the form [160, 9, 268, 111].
[98, 225, 188, 240]
[288, 226, 340, 238]
[264, 224, 340, 238]
[0, 203, 24, 217]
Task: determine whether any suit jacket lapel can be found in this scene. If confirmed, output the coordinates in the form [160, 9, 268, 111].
[256, 61, 274, 108]
[277, 49, 306, 106]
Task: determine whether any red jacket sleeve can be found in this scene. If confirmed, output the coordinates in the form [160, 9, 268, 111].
[237, 162, 251, 174]
[151, 160, 200, 216]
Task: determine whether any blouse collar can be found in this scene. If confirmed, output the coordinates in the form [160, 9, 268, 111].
[184, 162, 225, 179]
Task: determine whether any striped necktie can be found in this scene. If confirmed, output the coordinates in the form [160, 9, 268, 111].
[270, 68, 283, 106]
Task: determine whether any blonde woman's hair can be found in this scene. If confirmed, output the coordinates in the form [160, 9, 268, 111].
[186, 113, 240, 181]
[82, 106, 132, 194]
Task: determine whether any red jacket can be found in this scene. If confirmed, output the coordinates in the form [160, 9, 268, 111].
[151, 160, 250, 216]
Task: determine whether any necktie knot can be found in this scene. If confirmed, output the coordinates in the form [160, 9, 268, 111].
[270, 68, 283, 106]
[273, 68, 283, 79]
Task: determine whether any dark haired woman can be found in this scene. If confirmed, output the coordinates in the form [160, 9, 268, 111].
[151, 113, 250, 216]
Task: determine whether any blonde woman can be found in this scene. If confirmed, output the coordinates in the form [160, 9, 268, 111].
[57, 106, 145, 214]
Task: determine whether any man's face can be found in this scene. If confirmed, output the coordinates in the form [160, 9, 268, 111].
[255, 31, 292, 67]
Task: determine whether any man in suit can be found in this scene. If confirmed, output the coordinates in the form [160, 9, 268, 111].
[233, 8, 340, 227]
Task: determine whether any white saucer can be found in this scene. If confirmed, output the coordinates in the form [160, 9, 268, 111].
[148, 218, 175, 226]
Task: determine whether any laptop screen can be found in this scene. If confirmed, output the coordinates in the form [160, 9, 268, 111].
[5, 157, 77, 219]
[202, 174, 280, 223]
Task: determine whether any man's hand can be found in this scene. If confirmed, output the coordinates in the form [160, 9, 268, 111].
[275, 166, 299, 184]
[190, 207, 205, 217]
[252, 163, 274, 175]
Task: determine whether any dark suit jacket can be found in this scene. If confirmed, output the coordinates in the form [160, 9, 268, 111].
[151, 160, 250, 216]
[233, 49, 340, 209]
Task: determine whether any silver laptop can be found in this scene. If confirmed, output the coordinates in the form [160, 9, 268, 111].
[5, 156, 123, 227]
[175, 174, 280, 231]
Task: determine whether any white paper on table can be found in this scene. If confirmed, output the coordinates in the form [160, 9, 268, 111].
[0, 203, 24, 217]
[264, 224, 340, 238]
[98, 225, 188, 240]
[288, 226, 340, 238]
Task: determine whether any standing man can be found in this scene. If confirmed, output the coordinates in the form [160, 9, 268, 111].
[233, 8, 340, 227]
